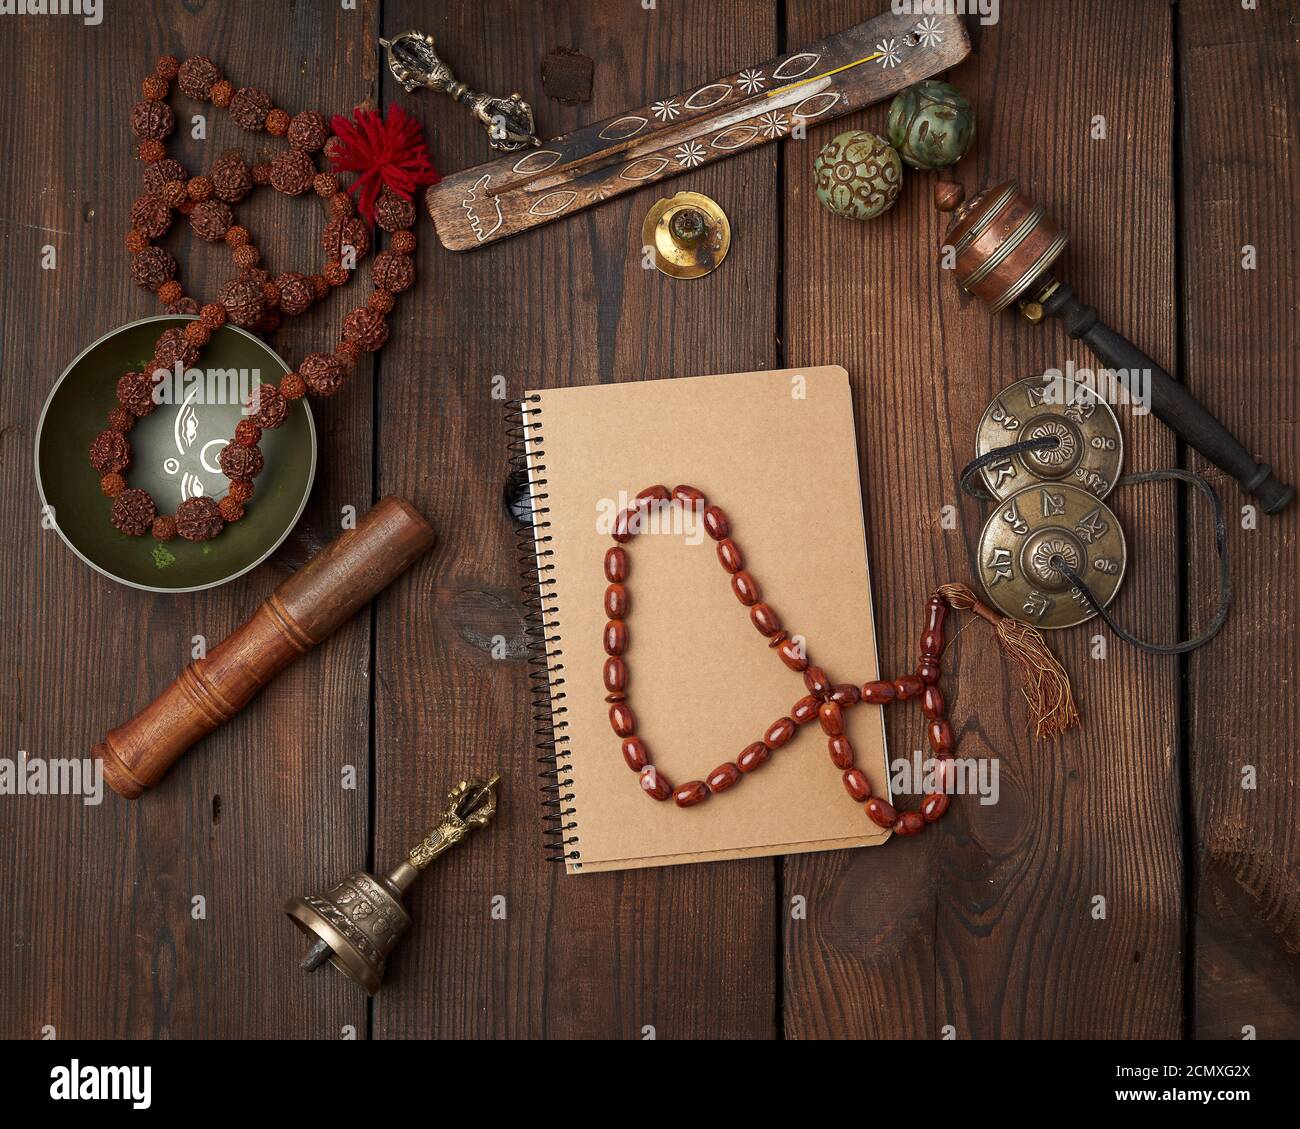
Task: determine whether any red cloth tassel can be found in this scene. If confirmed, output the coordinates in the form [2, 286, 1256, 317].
[328, 105, 440, 224]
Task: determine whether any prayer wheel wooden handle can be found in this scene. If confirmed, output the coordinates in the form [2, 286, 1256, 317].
[95, 496, 437, 799]
[1041, 284, 1295, 514]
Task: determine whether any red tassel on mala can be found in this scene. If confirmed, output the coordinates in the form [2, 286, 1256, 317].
[328, 105, 440, 224]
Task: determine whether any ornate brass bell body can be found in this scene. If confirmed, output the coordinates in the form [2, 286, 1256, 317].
[286, 775, 499, 995]
[974, 375, 1123, 502]
[642, 192, 731, 279]
[287, 870, 414, 995]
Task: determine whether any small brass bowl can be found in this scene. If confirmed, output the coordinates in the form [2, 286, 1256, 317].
[36, 315, 316, 593]
[642, 191, 731, 279]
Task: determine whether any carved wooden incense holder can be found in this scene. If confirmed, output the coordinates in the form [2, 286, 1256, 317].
[95, 496, 437, 799]
[425, 8, 971, 250]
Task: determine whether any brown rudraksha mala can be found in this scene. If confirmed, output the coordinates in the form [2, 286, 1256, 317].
[90, 54, 438, 542]
[603, 486, 1080, 838]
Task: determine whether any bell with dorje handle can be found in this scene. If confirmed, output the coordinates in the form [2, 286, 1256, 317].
[285, 775, 500, 995]
[944, 180, 1293, 514]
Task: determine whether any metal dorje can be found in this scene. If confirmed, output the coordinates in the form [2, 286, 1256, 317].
[380, 31, 540, 152]
[642, 192, 731, 279]
[286, 775, 500, 995]
[978, 481, 1126, 632]
[974, 375, 1123, 502]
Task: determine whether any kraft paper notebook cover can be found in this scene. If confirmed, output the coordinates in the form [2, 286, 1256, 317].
[513, 366, 890, 873]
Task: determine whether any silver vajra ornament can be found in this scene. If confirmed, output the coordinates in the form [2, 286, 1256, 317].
[380, 30, 541, 152]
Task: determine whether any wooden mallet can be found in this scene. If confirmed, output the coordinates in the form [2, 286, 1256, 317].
[95, 496, 437, 799]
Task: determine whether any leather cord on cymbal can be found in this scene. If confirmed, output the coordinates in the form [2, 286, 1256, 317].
[959, 435, 1060, 500]
[1051, 468, 1230, 656]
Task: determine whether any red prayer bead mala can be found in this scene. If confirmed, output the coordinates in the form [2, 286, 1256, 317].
[603, 485, 1080, 838]
[92, 54, 437, 543]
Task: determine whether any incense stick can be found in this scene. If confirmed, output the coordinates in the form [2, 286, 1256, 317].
[509, 77, 833, 198]
[766, 51, 886, 97]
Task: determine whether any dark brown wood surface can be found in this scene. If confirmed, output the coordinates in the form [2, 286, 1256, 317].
[783, 0, 1184, 1040]
[0, 0, 380, 1040]
[1179, 0, 1300, 1040]
[0, 0, 1295, 1040]
[372, 0, 779, 1041]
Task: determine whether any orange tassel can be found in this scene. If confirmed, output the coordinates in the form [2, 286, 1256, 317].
[937, 583, 1080, 739]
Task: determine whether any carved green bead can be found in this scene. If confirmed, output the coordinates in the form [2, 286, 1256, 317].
[887, 80, 975, 170]
[812, 131, 902, 222]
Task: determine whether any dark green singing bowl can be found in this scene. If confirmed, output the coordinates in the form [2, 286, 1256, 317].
[37, 315, 316, 592]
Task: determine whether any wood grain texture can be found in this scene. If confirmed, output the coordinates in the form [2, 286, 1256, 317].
[370, 0, 779, 1038]
[0, 0, 1293, 1042]
[95, 497, 435, 799]
[0, 0, 379, 1038]
[781, 0, 1184, 1038]
[1179, 0, 1300, 1040]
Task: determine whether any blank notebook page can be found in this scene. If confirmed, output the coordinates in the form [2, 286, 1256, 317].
[522, 366, 890, 873]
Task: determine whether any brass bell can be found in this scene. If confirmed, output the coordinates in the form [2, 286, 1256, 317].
[973, 375, 1124, 502]
[642, 191, 731, 279]
[285, 775, 500, 995]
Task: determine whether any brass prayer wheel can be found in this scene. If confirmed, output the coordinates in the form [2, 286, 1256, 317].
[946, 180, 1069, 312]
[286, 775, 500, 995]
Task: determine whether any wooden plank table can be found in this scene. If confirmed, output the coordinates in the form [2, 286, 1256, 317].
[1, 0, 1295, 1040]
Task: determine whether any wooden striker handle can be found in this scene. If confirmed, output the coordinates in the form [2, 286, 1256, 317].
[96, 496, 436, 799]
[1043, 283, 1294, 513]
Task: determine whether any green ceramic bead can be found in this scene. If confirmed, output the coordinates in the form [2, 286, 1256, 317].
[812, 131, 902, 222]
[887, 80, 975, 170]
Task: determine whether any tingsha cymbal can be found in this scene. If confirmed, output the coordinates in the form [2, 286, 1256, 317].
[977, 483, 1126, 630]
[975, 375, 1124, 501]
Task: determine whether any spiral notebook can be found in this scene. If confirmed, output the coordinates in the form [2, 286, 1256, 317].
[511, 366, 890, 873]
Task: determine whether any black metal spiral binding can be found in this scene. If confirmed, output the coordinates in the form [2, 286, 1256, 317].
[505, 396, 580, 867]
